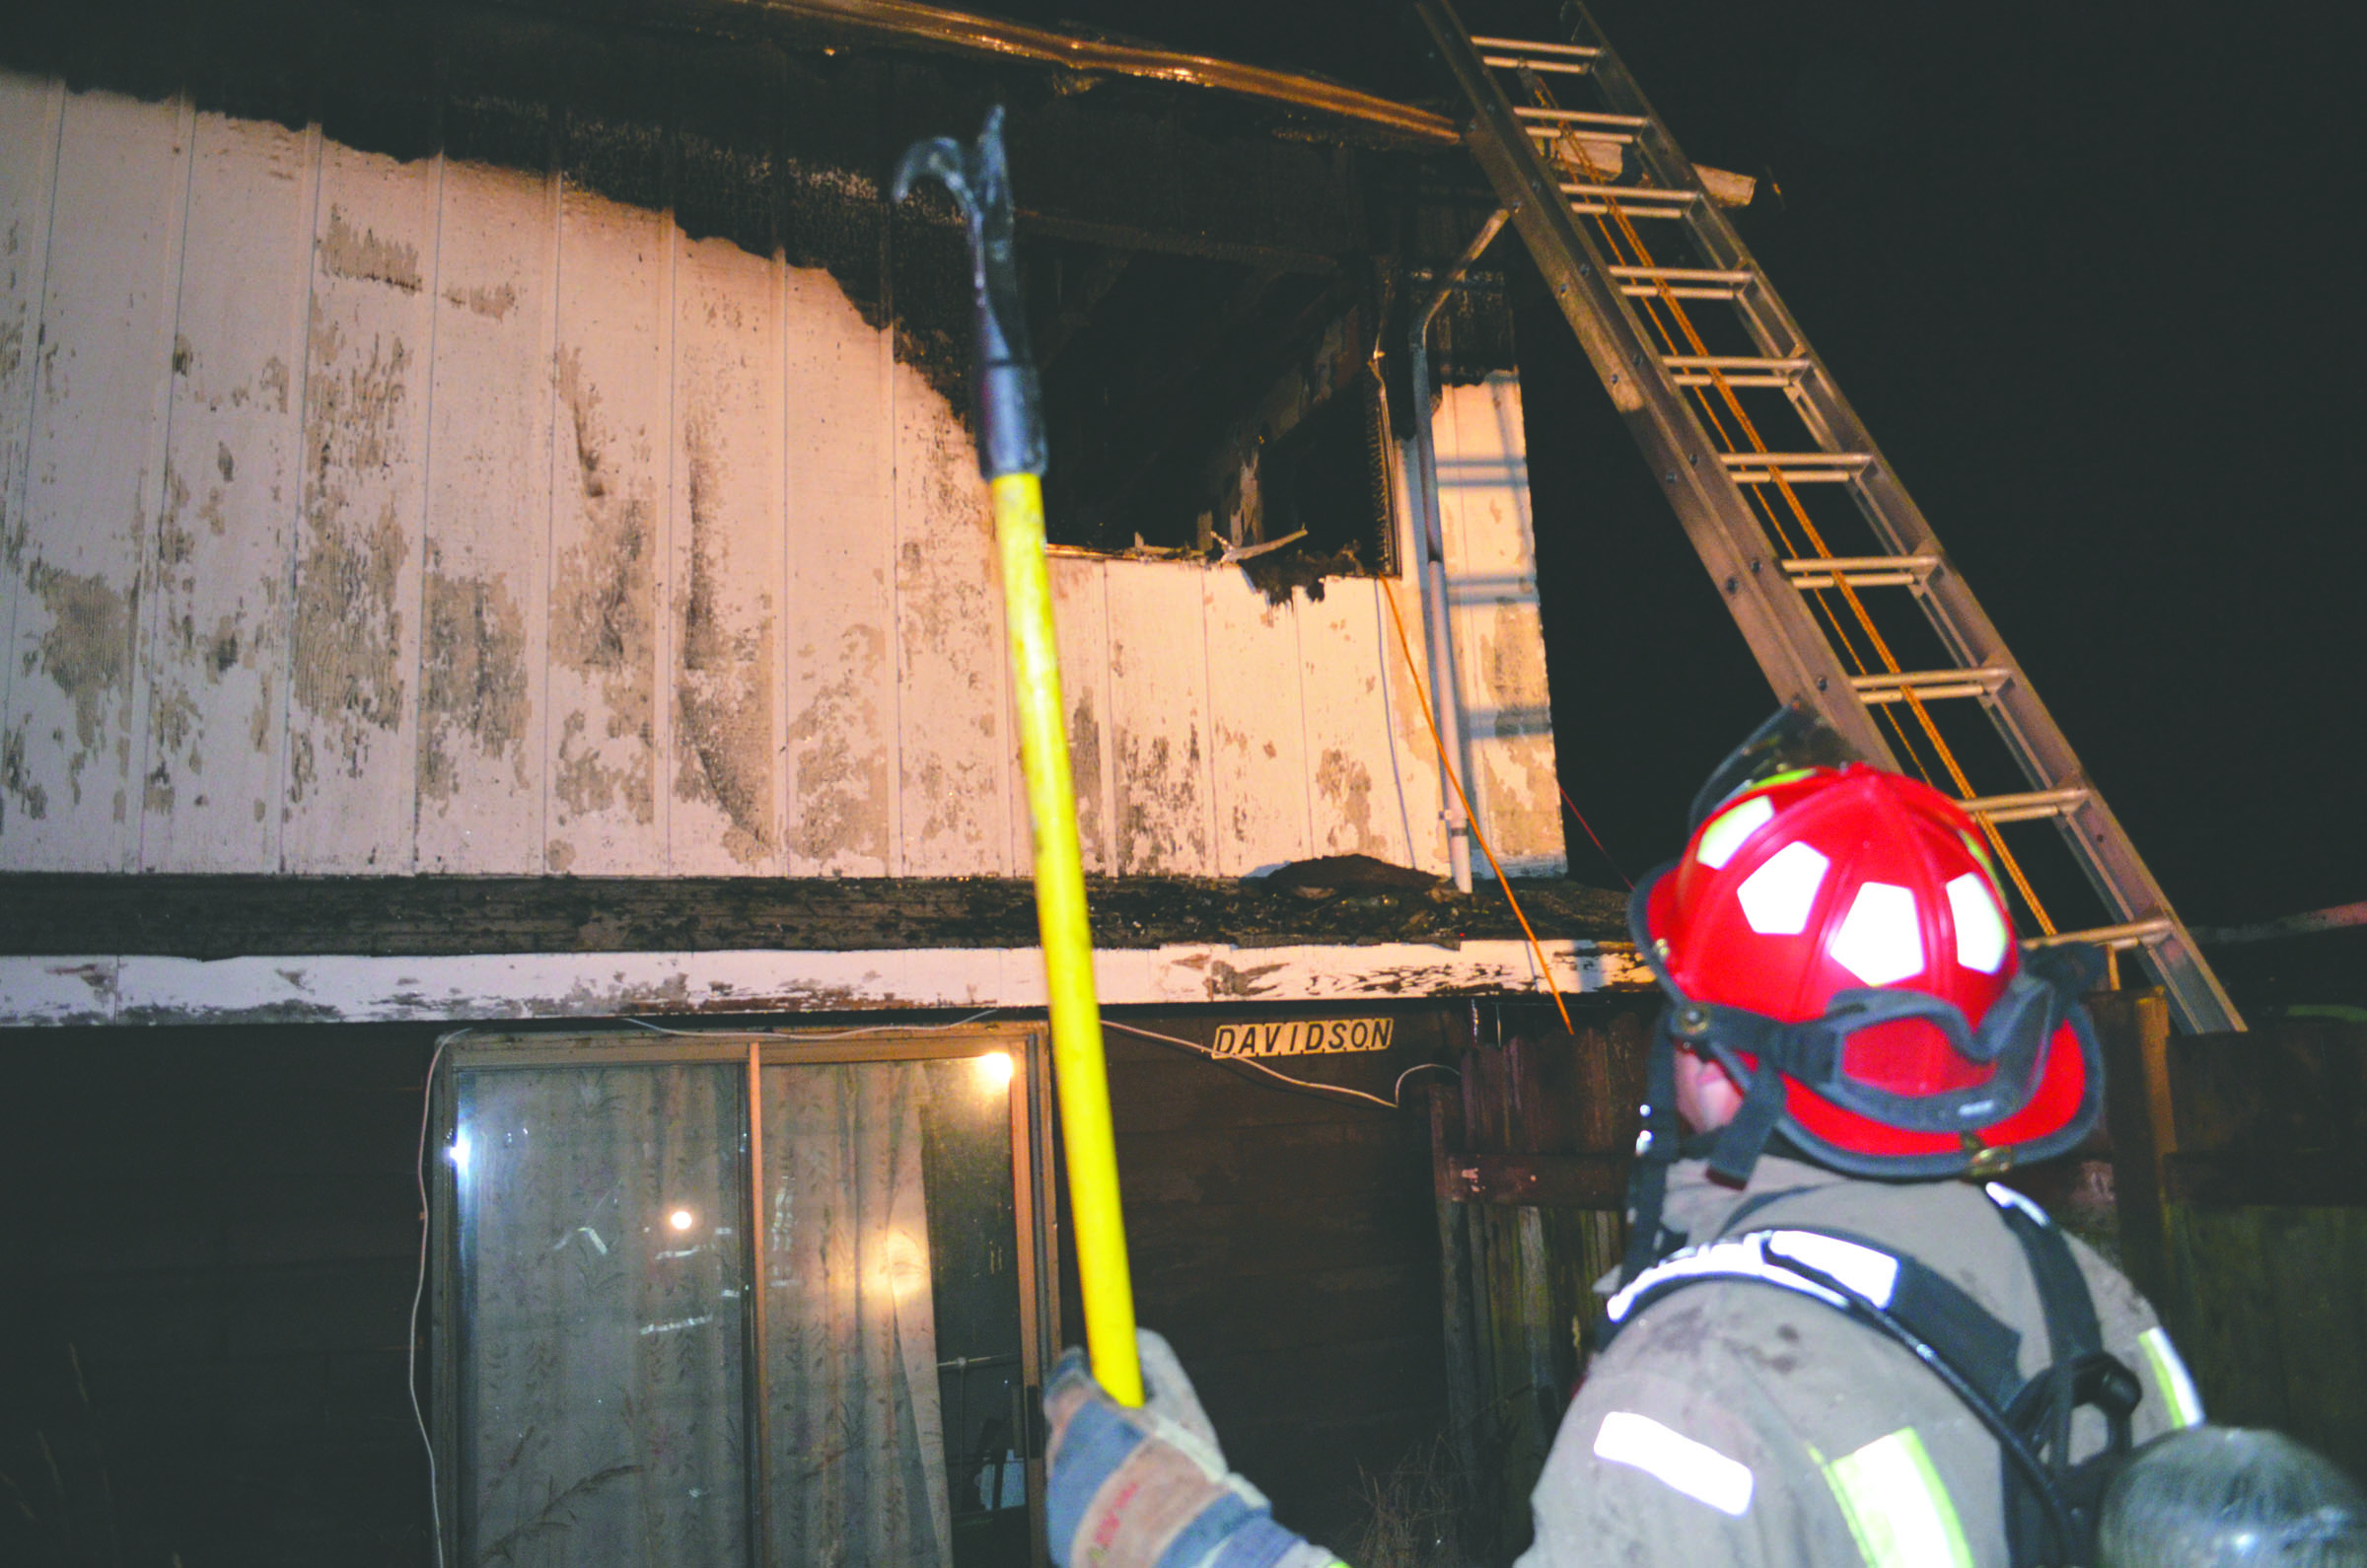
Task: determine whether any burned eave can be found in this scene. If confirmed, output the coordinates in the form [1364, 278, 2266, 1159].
[0, 872, 1627, 961]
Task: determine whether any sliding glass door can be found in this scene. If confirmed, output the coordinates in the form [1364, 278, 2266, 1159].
[437, 1030, 1051, 1568]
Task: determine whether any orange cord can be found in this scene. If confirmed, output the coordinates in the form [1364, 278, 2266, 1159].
[1378, 573, 1576, 1033]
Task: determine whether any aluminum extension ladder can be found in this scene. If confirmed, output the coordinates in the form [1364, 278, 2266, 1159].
[1410, 0, 2242, 1032]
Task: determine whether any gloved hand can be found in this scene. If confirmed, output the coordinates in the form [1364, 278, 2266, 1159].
[1043, 1327, 1344, 1568]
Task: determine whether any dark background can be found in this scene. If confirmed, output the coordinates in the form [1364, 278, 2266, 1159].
[980, 0, 2367, 986]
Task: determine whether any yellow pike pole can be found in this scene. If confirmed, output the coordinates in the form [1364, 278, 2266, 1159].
[896, 108, 1143, 1405]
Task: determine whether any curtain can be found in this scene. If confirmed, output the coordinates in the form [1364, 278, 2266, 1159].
[459, 1064, 750, 1567]
[763, 1061, 954, 1568]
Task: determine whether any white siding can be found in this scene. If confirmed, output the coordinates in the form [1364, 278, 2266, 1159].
[0, 77, 1564, 882]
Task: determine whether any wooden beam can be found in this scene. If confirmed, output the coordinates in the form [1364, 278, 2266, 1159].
[1436, 1151, 1628, 1207]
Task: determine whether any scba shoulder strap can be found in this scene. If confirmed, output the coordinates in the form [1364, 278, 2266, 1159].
[1598, 1187, 2138, 1568]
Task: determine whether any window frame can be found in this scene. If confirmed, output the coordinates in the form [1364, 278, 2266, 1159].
[428, 1023, 1059, 1567]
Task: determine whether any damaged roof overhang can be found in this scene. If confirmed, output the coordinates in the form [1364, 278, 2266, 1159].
[728, 0, 1458, 146]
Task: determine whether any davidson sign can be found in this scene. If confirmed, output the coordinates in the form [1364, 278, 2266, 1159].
[1210, 1018, 1396, 1059]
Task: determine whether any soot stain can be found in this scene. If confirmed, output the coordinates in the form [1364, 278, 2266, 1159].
[549, 346, 656, 829]
[291, 301, 411, 781]
[28, 559, 134, 809]
[673, 408, 777, 865]
[1315, 746, 1380, 855]
[787, 621, 888, 867]
[320, 205, 424, 293]
[419, 568, 532, 802]
[1115, 724, 1206, 875]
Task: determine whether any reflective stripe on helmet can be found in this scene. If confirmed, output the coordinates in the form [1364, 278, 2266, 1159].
[1821, 1427, 1974, 1568]
[1696, 793, 1776, 869]
[1591, 1410, 1755, 1517]
[1947, 872, 2011, 974]
[1829, 881, 1926, 986]
[1737, 840, 1830, 935]
[2138, 1326, 2204, 1428]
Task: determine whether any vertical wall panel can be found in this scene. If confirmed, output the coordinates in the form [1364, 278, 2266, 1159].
[139, 114, 314, 872]
[1298, 581, 1436, 871]
[667, 233, 784, 874]
[893, 360, 1009, 877]
[1105, 559, 1213, 875]
[1203, 571, 1310, 876]
[1438, 376, 1563, 874]
[413, 162, 558, 873]
[542, 185, 670, 875]
[781, 264, 893, 877]
[280, 145, 436, 871]
[0, 74, 62, 847]
[1045, 555, 1115, 875]
[2, 92, 187, 871]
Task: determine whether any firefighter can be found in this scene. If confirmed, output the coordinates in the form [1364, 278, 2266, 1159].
[1044, 707, 2208, 1567]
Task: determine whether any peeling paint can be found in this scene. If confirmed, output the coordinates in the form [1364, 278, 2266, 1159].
[419, 569, 532, 802]
[1069, 688, 1103, 866]
[1314, 746, 1380, 855]
[320, 204, 422, 293]
[787, 622, 888, 866]
[291, 300, 411, 781]
[549, 346, 656, 829]
[1115, 724, 1206, 874]
[26, 559, 133, 808]
[673, 409, 776, 865]
[442, 281, 520, 321]
[1, 725, 43, 822]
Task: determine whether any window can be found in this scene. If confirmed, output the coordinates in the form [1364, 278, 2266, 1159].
[432, 1029, 1054, 1567]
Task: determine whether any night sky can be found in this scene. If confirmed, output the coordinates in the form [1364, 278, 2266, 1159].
[985, 0, 2365, 950]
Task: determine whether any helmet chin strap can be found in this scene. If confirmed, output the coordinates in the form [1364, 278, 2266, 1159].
[1704, 1052, 1792, 1188]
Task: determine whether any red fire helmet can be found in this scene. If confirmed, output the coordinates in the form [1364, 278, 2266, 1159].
[1634, 756, 2104, 1177]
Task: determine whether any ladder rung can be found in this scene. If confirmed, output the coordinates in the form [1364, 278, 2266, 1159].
[1958, 786, 2091, 824]
[2023, 917, 2174, 953]
[1612, 264, 1754, 301]
[1527, 124, 1634, 148]
[1781, 553, 1939, 588]
[1558, 181, 1695, 205]
[1665, 354, 1810, 387]
[1720, 451, 1873, 483]
[1473, 35, 1604, 56]
[1850, 667, 2011, 704]
[1515, 107, 1648, 127]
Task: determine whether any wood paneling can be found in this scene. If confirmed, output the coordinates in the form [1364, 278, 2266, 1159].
[1436, 376, 1564, 874]
[4, 91, 188, 870]
[668, 231, 784, 873]
[415, 159, 555, 873]
[782, 263, 895, 877]
[543, 176, 671, 874]
[280, 141, 436, 871]
[0, 78, 1565, 886]
[139, 114, 315, 872]
[0, 75, 62, 844]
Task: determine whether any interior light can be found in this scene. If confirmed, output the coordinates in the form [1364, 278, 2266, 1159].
[975, 1050, 1014, 1090]
[669, 1208, 695, 1232]
[448, 1131, 470, 1174]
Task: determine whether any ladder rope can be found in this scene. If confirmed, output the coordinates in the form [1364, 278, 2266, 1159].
[1532, 78, 2058, 934]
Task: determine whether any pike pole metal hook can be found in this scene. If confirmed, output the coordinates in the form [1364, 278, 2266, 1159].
[895, 108, 1143, 1406]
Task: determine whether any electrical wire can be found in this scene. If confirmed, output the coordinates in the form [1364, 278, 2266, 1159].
[1555, 781, 1632, 890]
[618, 1008, 1004, 1040]
[408, 1031, 456, 1568]
[1377, 574, 1577, 1032]
[1104, 1019, 1459, 1110]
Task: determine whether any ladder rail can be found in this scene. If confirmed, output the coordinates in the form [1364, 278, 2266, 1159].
[1409, 0, 1898, 771]
[1551, 1, 2240, 1033]
[1411, 0, 2242, 1032]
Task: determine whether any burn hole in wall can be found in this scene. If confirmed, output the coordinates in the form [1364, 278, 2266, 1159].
[1031, 237, 1378, 571]
[1255, 380, 1395, 583]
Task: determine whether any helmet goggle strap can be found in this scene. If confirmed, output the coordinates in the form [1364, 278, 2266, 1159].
[1686, 701, 1863, 831]
[1625, 864, 2108, 1187]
